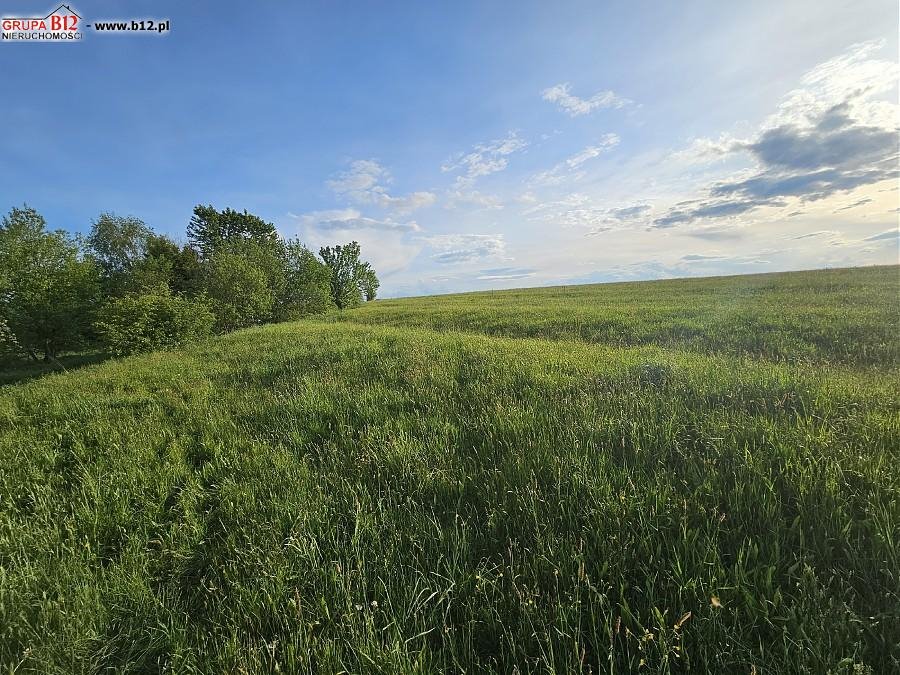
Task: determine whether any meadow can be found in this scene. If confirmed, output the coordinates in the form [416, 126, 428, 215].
[1, 266, 898, 673]
[334, 266, 899, 366]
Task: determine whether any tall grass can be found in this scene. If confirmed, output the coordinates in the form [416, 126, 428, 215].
[1, 267, 898, 673]
[335, 266, 899, 366]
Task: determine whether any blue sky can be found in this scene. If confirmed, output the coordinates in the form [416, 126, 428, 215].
[2, 0, 898, 296]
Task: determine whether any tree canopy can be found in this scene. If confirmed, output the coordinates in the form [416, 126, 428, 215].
[188, 205, 280, 259]
[0, 205, 100, 360]
[0, 204, 380, 361]
[319, 241, 379, 309]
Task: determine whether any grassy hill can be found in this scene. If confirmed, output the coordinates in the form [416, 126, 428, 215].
[334, 266, 899, 366]
[1, 266, 898, 673]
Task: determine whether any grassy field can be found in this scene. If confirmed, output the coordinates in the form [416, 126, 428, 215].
[334, 266, 899, 367]
[1, 266, 898, 673]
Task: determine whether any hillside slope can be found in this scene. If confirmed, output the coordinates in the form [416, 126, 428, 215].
[1, 267, 899, 673]
[334, 266, 899, 366]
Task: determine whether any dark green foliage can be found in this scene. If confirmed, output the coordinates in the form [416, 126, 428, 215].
[319, 241, 379, 309]
[187, 205, 280, 259]
[0, 206, 100, 360]
[278, 238, 335, 319]
[357, 261, 380, 301]
[94, 285, 215, 355]
[128, 234, 201, 296]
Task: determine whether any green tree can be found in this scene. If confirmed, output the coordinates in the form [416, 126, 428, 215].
[357, 262, 380, 302]
[201, 247, 274, 331]
[188, 205, 280, 259]
[0, 205, 100, 361]
[95, 285, 214, 356]
[278, 239, 335, 319]
[85, 213, 153, 294]
[128, 234, 202, 295]
[319, 241, 370, 310]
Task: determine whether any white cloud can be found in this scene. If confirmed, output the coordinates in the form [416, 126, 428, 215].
[328, 160, 436, 214]
[476, 267, 536, 281]
[775, 39, 898, 129]
[445, 189, 504, 210]
[864, 229, 899, 242]
[653, 41, 899, 229]
[287, 209, 424, 278]
[671, 134, 746, 165]
[541, 83, 631, 116]
[790, 230, 838, 240]
[424, 233, 509, 264]
[530, 135, 620, 186]
[566, 135, 621, 168]
[442, 132, 528, 188]
[524, 194, 652, 233]
[289, 208, 421, 233]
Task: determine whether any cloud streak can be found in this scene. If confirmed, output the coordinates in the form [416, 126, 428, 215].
[442, 132, 528, 188]
[530, 135, 620, 186]
[291, 208, 422, 233]
[328, 160, 436, 214]
[542, 83, 631, 116]
[425, 233, 509, 264]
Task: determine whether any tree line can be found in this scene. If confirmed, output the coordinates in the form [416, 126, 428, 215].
[0, 204, 379, 361]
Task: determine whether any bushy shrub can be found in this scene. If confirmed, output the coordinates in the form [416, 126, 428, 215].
[95, 285, 214, 355]
[278, 240, 335, 319]
[201, 247, 275, 331]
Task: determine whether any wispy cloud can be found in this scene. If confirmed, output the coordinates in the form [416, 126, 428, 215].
[290, 208, 422, 233]
[681, 253, 771, 264]
[791, 230, 838, 240]
[566, 136, 621, 167]
[681, 227, 747, 242]
[541, 83, 631, 116]
[530, 135, 620, 186]
[442, 132, 528, 188]
[863, 229, 899, 242]
[525, 194, 652, 233]
[424, 233, 509, 264]
[670, 134, 745, 165]
[445, 189, 504, 210]
[476, 267, 536, 280]
[328, 160, 436, 214]
[833, 197, 873, 213]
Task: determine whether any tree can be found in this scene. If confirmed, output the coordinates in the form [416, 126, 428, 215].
[319, 241, 373, 310]
[278, 239, 335, 319]
[85, 213, 152, 294]
[128, 234, 201, 295]
[357, 262, 380, 302]
[0, 205, 100, 361]
[95, 285, 214, 356]
[200, 247, 274, 331]
[187, 205, 280, 259]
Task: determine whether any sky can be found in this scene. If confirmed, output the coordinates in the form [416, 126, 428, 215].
[1, 0, 898, 297]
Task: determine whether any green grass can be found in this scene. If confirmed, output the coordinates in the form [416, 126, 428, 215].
[1, 266, 898, 673]
[334, 266, 899, 367]
[0, 352, 110, 387]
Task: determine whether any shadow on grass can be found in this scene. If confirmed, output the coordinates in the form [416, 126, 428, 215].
[0, 352, 113, 387]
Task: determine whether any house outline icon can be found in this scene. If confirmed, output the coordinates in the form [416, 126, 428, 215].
[42, 4, 81, 20]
